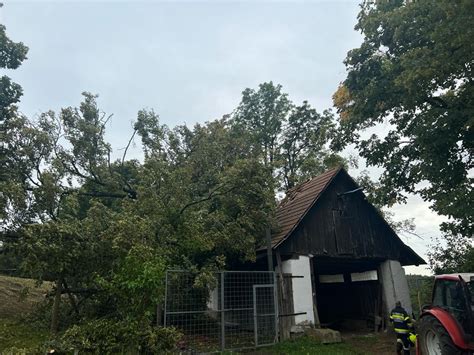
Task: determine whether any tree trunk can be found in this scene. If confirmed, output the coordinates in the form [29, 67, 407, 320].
[63, 279, 80, 316]
[51, 277, 63, 335]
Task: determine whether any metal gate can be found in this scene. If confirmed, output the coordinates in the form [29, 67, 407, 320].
[164, 270, 277, 352]
[253, 284, 277, 346]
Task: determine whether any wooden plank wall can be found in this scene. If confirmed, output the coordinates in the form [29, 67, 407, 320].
[277, 273, 295, 340]
[278, 172, 413, 263]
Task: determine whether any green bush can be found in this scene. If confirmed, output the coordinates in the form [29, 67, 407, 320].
[56, 319, 181, 354]
[26, 296, 79, 331]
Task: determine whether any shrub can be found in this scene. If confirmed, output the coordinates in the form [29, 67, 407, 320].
[58, 319, 181, 354]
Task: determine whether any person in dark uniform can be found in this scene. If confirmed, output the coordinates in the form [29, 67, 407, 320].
[390, 301, 414, 355]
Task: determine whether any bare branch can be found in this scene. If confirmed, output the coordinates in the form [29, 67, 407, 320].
[106, 146, 113, 176]
[26, 174, 40, 188]
[122, 128, 137, 166]
[426, 96, 448, 109]
[74, 190, 128, 199]
[179, 184, 237, 215]
[66, 160, 106, 187]
[400, 228, 425, 240]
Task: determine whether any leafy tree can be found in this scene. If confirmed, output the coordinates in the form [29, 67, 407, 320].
[428, 234, 474, 274]
[0, 21, 29, 226]
[356, 170, 417, 237]
[333, 1, 473, 239]
[5, 92, 274, 333]
[233, 82, 291, 167]
[0, 19, 29, 276]
[0, 20, 28, 123]
[133, 115, 275, 267]
[5, 94, 142, 332]
[280, 102, 341, 190]
[233, 82, 350, 191]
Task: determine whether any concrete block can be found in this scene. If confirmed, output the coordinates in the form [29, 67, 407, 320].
[305, 328, 342, 344]
[290, 325, 305, 334]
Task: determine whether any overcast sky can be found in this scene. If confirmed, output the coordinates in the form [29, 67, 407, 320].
[2, 0, 440, 275]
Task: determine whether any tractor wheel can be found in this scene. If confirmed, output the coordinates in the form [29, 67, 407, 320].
[418, 315, 466, 355]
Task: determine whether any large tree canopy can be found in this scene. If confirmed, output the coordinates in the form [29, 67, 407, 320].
[0, 13, 354, 339]
[3, 91, 275, 332]
[2, 80, 346, 334]
[233, 81, 349, 191]
[333, 0, 473, 238]
[0, 22, 28, 122]
[0, 23, 29, 226]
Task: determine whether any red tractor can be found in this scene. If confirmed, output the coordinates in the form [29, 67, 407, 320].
[417, 273, 474, 355]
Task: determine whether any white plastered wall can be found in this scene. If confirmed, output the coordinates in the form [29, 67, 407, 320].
[380, 259, 412, 315]
[280, 255, 315, 325]
[207, 286, 219, 311]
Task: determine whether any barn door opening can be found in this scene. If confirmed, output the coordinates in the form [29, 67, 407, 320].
[313, 258, 383, 333]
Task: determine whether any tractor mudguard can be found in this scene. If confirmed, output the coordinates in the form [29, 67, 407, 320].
[421, 308, 470, 350]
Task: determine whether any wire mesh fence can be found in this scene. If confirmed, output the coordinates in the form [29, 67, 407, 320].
[164, 270, 277, 353]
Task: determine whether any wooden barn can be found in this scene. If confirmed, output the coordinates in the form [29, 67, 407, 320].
[257, 167, 425, 334]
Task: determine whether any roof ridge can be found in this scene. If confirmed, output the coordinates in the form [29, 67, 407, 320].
[279, 166, 342, 207]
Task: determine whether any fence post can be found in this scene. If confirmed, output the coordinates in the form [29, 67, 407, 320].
[273, 271, 278, 343]
[220, 272, 225, 351]
[253, 285, 258, 347]
[266, 227, 273, 272]
[164, 271, 168, 327]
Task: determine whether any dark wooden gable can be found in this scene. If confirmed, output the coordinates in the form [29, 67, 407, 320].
[275, 168, 425, 266]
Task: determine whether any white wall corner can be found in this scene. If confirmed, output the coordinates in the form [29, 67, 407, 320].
[207, 286, 219, 311]
[380, 260, 412, 316]
[281, 255, 315, 325]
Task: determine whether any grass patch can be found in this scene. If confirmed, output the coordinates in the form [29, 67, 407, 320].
[0, 319, 49, 352]
[243, 336, 365, 354]
[0, 275, 51, 320]
[242, 333, 397, 354]
[0, 275, 52, 353]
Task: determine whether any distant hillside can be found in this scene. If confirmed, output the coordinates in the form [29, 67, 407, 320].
[0, 275, 51, 320]
[406, 274, 434, 318]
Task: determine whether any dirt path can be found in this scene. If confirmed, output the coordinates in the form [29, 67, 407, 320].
[344, 332, 415, 354]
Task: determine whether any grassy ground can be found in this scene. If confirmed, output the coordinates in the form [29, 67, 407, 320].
[0, 275, 51, 352]
[0, 275, 51, 319]
[343, 333, 399, 355]
[0, 318, 49, 351]
[244, 333, 397, 355]
[247, 337, 364, 354]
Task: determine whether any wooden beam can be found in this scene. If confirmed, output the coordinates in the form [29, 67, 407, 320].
[377, 265, 387, 330]
[276, 250, 292, 340]
[266, 227, 273, 271]
[309, 257, 321, 328]
[276, 251, 286, 301]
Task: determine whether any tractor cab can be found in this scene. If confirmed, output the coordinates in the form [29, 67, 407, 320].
[431, 275, 474, 340]
[418, 273, 474, 354]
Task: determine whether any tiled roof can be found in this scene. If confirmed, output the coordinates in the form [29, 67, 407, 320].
[271, 166, 342, 248]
